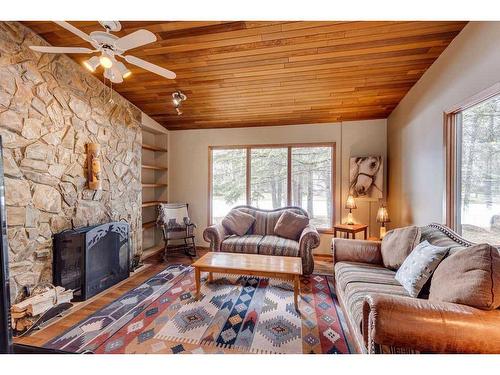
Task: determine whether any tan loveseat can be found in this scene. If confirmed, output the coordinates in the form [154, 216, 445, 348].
[332, 223, 500, 354]
[203, 206, 320, 274]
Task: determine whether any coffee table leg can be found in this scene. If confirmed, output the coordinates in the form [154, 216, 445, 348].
[294, 275, 300, 311]
[208, 272, 213, 282]
[195, 267, 201, 299]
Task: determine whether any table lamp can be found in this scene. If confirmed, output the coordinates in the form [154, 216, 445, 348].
[376, 204, 390, 239]
[344, 194, 357, 225]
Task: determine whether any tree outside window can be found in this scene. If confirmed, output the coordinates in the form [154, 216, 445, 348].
[209, 144, 334, 229]
[457, 93, 500, 244]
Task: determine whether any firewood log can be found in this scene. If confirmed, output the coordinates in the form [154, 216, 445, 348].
[11, 287, 73, 331]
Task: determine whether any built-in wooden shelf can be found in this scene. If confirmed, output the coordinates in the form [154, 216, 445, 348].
[142, 183, 168, 188]
[142, 200, 168, 208]
[141, 128, 168, 263]
[142, 164, 168, 171]
[142, 144, 168, 152]
[142, 220, 156, 229]
[142, 244, 164, 260]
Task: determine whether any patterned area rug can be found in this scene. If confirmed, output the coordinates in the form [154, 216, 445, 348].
[44, 264, 350, 354]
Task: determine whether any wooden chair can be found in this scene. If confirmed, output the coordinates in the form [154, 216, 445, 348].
[156, 203, 196, 258]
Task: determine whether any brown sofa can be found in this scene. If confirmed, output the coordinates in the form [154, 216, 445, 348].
[332, 223, 500, 354]
[203, 206, 320, 274]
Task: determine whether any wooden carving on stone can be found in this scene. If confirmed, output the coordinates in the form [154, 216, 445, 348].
[87, 143, 102, 190]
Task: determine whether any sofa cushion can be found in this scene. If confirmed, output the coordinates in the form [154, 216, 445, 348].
[258, 235, 299, 257]
[341, 280, 409, 338]
[221, 235, 263, 254]
[381, 225, 421, 270]
[222, 209, 255, 236]
[395, 240, 449, 297]
[335, 261, 408, 340]
[334, 261, 400, 292]
[273, 210, 309, 240]
[429, 244, 500, 310]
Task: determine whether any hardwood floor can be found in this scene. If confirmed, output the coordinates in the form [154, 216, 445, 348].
[14, 249, 333, 349]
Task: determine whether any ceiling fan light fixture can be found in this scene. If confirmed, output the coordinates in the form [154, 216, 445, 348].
[115, 61, 132, 79]
[83, 56, 100, 72]
[99, 54, 113, 69]
[29, 21, 176, 85]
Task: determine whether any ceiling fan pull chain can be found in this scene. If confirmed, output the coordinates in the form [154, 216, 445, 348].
[109, 81, 114, 104]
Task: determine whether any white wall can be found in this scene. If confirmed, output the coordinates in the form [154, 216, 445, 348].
[168, 119, 387, 254]
[387, 22, 500, 228]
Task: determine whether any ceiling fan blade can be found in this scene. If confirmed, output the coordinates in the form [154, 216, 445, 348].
[115, 29, 157, 52]
[29, 46, 94, 54]
[54, 21, 93, 43]
[123, 55, 176, 79]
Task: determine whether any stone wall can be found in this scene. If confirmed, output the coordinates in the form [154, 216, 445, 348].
[0, 22, 142, 301]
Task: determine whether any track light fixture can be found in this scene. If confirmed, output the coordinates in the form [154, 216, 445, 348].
[172, 90, 187, 115]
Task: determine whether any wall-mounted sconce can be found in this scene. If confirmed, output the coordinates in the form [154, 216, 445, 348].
[172, 90, 187, 115]
[86, 143, 102, 190]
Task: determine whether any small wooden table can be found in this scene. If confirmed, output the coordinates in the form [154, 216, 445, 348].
[192, 252, 302, 310]
[333, 224, 368, 239]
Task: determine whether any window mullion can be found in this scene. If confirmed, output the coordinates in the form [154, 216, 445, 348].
[287, 146, 292, 206]
[246, 147, 251, 206]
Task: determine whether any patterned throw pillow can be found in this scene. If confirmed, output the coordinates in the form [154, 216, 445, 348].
[395, 240, 449, 297]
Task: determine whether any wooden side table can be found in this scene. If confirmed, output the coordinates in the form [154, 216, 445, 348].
[333, 224, 368, 239]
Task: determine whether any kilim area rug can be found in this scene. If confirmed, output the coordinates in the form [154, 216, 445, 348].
[43, 264, 351, 354]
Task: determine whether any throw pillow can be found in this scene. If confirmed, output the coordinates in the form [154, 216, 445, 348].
[429, 244, 500, 310]
[395, 240, 449, 297]
[222, 209, 255, 236]
[274, 210, 309, 241]
[381, 225, 421, 270]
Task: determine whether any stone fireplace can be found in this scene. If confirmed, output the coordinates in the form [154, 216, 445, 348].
[0, 21, 143, 302]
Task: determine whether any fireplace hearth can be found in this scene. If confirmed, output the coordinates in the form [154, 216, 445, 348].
[53, 222, 130, 301]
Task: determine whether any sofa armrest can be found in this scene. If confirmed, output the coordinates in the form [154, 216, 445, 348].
[299, 224, 321, 275]
[332, 238, 382, 269]
[362, 294, 500, 354]
[203, 223, 228, 252]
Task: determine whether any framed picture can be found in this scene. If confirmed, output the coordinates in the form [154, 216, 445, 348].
[349, 156, 383, 199]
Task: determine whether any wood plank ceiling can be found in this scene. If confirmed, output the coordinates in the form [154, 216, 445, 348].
[22, 21, 467, 130]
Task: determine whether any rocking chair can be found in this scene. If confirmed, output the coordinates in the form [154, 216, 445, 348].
[156, 203, 197, 258]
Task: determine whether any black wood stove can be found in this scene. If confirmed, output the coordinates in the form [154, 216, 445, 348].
[53, 222, 130, 301]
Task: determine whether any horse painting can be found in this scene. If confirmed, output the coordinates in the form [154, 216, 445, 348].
[349, 156, 383, 199]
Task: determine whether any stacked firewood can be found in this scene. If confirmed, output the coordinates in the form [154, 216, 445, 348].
[11, 286, 73, 332]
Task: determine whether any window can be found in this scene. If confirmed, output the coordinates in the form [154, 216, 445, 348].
[211, 148, 247, 224]
[250, 148, 287, 209]
[446, 90, 500, 244]
[291, 147, 333, 228]
[209, 144, 335, 229]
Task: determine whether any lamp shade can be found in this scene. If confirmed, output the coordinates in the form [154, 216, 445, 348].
[376, 205, 390, 223]
[345, 194, 357, 210]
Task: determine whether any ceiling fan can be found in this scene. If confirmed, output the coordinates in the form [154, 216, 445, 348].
[29, 21, 176, 83]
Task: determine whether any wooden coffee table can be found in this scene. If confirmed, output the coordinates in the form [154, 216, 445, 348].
[192, 252, 303, 310]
